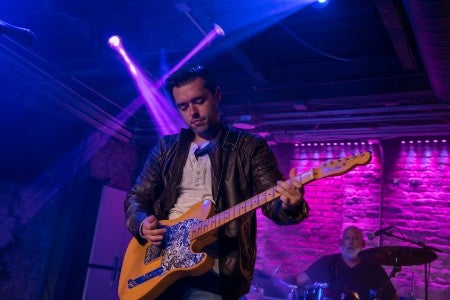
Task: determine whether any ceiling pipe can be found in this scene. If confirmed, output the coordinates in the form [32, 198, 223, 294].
[403, 0, 450, 102]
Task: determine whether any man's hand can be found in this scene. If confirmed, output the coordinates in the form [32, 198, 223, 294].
[140, 215, 167, 245]
[276, 168, 304, 211]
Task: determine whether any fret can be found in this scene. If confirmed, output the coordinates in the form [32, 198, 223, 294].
[235, 205, 240, 215]
[210, 216, 217, 230]
[223, 210, 229, 223]
[192, 224, 200, 239]
[217, 213, 223, 227]
[229, 207, 235, 219]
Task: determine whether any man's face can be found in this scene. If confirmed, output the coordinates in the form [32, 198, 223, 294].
[340, 227, 365, 260]
[172, 77, 221, 138]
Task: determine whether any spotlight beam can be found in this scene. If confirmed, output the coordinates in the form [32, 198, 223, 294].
[156, 24, 224, 86]
[20, 24, 225, 226]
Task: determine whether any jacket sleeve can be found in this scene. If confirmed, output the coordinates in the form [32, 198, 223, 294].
[252, 139, 309, 225]
[124, 139, 165, 244]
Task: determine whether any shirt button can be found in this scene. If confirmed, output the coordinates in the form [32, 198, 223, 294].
[197, 171, 200, 175]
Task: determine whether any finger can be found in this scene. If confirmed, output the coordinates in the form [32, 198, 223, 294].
[276, 180, 298, 196]
[277, 186, 302, 206]
[142, 227, 166, 235]
[147, 215, 159, 227]
[276, 180, 292, 191]
[144, 228, 167, 244]
[291, 179, 303, 189]
[148, 234, 165, 244]
[277, 188, 297, 200]
[280, 196, 297, 209]
[289, 168, 297, 179]
[143, 215, 160, 231]
[147, 237, 163, 245]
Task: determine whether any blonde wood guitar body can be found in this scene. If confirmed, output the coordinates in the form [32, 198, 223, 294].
[118, 200, 217, 299]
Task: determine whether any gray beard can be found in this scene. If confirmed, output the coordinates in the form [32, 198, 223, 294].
[342, 247, 362, 260]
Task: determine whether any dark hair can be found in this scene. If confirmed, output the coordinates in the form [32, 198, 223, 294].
[164, 63, 218, 99]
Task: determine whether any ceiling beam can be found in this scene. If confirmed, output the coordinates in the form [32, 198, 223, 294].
[374, 0, 417, 70]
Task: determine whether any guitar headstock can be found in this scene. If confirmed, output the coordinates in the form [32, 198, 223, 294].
[314, 151, 372, 179]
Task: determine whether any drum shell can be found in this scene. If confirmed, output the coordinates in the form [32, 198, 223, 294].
[299, 283, 359, 300]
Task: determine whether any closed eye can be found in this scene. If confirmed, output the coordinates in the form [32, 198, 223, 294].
[177, 97, 206, 111]
[177, 103, 189, 111]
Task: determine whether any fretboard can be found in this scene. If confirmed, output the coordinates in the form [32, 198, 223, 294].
[189, 169, 315, 240]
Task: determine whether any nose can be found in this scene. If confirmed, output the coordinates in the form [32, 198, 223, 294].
[188, 103, 199, 116]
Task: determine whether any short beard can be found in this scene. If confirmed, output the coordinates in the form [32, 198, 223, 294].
[342, 247, 362, 260]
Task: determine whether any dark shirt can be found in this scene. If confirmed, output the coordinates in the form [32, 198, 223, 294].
[304, 253, 396, 300]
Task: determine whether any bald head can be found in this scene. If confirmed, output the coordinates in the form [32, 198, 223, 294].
[342, 226, 364, 239]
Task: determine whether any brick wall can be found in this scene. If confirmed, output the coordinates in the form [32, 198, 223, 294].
[255, 139, 450, 300]
[2, 138, 448, 299]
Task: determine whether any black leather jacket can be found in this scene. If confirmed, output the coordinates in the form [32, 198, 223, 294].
[125, 122, 309, 298]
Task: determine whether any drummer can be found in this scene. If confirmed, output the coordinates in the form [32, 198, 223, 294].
[295, 226, 398, 300]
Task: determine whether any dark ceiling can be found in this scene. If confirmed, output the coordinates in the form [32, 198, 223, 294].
[1, 0, 450, 182]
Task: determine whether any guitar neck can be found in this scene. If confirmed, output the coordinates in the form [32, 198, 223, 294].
[189, 151, 372, 240]
[189, 169, 315, 240]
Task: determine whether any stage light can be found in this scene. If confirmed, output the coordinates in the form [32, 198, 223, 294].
[108, 35, 121, 47]
[313, 0, 330, 8]
[214, 24, 225, 37]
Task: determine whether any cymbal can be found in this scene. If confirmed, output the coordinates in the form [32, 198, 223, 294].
[251, 269, 296, 298]
[358, 246, 438, 266]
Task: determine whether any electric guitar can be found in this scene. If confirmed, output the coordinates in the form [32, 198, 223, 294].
[118, 151, 372, 299]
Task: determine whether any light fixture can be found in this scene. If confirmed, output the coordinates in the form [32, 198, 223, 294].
[233, 115, 256, 130]
[313, 0, 330, 8]
[108, 35, 121, 48]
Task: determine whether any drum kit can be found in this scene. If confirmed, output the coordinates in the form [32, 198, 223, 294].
[249, 245, 439, 300]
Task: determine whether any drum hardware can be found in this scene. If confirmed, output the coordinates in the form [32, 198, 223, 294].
[247, 269, 299, 299]
[359, 228, 441, 300]
[287, 284, 299, 300]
